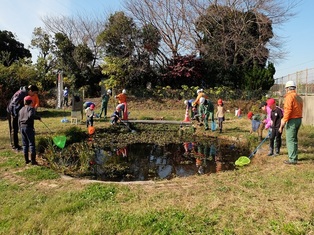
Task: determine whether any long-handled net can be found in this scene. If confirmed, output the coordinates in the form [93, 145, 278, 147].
[41, 120, 67, 149]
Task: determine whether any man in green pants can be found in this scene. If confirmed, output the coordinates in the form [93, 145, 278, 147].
[279, 81, 303, 165]
[99, 89, 111, 119]
[199, 97, 214, 131]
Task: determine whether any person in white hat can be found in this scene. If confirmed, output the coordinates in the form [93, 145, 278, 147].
[99, 89, 111, 119]
[279, 81, 303, 165]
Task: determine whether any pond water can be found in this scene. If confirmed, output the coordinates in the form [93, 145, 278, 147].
[89, 141, 241, 182]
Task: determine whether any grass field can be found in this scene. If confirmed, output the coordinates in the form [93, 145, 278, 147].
[0, 98, 313, 234]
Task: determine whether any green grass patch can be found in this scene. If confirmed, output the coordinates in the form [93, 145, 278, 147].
[16, 166, 60, 181]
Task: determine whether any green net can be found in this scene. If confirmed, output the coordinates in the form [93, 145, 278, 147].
[53, 136, 66, 149]
[235, 156, 250, 166]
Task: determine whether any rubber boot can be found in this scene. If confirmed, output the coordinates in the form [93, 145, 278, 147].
[31, 153, 38, 165]
[267, 148, 274, 156]
[24, 153, 31, 164]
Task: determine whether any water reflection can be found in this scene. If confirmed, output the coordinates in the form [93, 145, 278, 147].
[89, 141, 239, 182]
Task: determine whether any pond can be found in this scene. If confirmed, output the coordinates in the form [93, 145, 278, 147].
[45, 124, 247, 182]
[89, 141, 241, 182]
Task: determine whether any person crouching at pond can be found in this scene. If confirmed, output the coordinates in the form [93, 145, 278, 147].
[110, 110, 120, 125]
[199, 97, 214, 131]
[85, 104, 95, 128]
[247, 111, 263, 135]
[83, 101, 96, 109]
[18, 96, 41, 165]
[184, 99, 197, 120]
[216, 99, 226, 133]
[110, 103, 125, 125]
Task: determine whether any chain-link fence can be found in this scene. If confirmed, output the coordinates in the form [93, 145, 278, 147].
[270, 68, 314, 96]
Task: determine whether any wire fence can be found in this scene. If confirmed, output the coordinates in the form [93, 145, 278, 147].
[270, 68, 314, 96]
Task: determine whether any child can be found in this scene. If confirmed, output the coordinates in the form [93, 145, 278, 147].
[259, 101, 272, 140]
[266, 98, 283, 156]
[184, 99, 197, 120]
[85, 104, 95, 127]
[83, 101, 95, 109]
[18, 96, 41, 165]
[110, 110, 120, 125]
[247, 111, 261, 133]
[216, 99, 226, 133]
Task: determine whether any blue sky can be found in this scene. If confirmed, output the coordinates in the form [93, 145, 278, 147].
[0, 0, 313, 79]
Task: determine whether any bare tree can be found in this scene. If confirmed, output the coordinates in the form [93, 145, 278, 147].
[124, 0, 201, 67]
[124, 0, 300, 67]
[41, 12, 107, 67]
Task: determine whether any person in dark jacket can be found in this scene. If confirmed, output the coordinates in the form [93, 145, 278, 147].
[7, 85, 39, 151]
[267, 98, 284, 156]
[18, 95, 41, 165]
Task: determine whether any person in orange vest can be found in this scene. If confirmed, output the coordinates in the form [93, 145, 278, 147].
[115, 89, 128, 120]
[279, 81, 303, 165]
[27, 85, 39, 110]
[115, 89, 127, 104]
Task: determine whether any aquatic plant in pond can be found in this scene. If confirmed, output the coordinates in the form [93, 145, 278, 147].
[42, 124, 248, 181]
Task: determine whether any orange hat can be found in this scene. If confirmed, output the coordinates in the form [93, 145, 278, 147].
[217, 99, 223, 105]
[266, 98, 276, 107]
[247, 111, 253, 119]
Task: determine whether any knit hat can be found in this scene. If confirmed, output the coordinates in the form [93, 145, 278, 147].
[247, 111, 253, 119]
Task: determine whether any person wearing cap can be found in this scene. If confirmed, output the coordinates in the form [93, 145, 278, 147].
[184, 99, 197, 120]
[216, 99, 226, 133]
[99, 89, 111, 119]
[18, 95, 41, 165]
[279, 81, 303, 165]
[6, 85, 39, 151]
[115, 89, 128, 120]
[62, 87, 69, 107]
[266, 98, 284, 156]
[83, 101, 96, 109]
[85, 103, 95, 128]
[247, 111, 262, 134]
[192, 88, 208, 107]
[198, 97, 214, 131]
[192, 89, 208, 123]
[115, 89, 127, 104]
